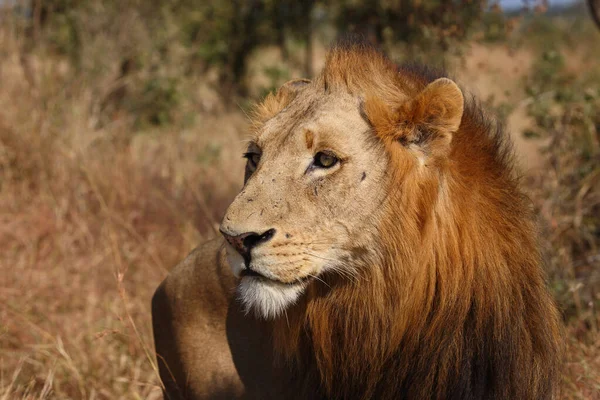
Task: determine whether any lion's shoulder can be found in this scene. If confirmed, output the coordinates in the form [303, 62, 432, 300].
[152, 237, 243, 399]
[154, 238, 233, 309]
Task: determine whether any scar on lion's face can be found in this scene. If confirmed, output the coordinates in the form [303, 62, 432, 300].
[305, 130, 314, 149]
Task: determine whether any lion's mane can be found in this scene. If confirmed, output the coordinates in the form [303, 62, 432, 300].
[257, 41, 564, 400]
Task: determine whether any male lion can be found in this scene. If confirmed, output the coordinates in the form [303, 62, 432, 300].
[152, 42, 563, 400]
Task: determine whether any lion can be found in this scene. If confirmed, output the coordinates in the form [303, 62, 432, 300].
[152, 41, 563, 400]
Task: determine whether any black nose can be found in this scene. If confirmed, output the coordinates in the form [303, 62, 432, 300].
[221, 229, 276, 262]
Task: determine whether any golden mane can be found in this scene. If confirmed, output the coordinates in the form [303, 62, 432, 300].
[258, 42, 564, 399]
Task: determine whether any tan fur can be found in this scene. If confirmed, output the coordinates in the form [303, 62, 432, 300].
[153, 42, 563, 400]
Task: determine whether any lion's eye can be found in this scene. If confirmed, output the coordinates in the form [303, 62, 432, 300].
[314, 152, 339, 169]
[244, 152, 261, 170]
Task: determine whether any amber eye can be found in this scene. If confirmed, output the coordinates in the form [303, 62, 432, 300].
[314, 151, 339, 169]
[244, 152, 261, 171]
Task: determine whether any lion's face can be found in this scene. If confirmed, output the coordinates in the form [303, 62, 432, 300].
[220, 88, 390, 318]
[220, 50, 465, 319]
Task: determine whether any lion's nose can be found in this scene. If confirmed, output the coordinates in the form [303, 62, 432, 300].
[220, 228, 276, 261]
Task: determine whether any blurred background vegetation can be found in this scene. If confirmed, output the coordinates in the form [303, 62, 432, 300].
[0, 0, 599, 398]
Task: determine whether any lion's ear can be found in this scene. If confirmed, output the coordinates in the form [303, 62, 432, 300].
[399, 78, 464, 150]
[396, 78, 464, 153]
[367, 78, 464, 155]
[410, 78, 463, 133]
[252, 79, 311, 125]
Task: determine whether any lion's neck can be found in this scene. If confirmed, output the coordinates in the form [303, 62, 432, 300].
[270, 239, 440, 398]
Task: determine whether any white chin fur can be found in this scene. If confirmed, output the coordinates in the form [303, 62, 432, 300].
[237, 277, 306, 319]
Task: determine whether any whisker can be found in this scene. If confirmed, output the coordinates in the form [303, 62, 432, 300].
[307, 273, 332, 289]
[284, 308, 290, 328]
[303, 251, 360, 284]
[328, 264, 360, 284]
[303, 251, 339, 263]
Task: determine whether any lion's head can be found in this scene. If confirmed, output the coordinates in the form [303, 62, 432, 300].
[220, 44, 463, 319]
[218, 41, 561, 399]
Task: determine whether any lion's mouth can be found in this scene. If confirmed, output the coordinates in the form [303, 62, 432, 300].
[240, 268, 312, 286]
[240, 268, 266, 279]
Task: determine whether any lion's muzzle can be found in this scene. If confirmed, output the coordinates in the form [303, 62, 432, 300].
[220, 227, 276, 266]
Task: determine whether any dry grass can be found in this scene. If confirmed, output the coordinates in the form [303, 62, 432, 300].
[525, 78, 600, 399]
[0, 29, 246, 398]
[0, 18, 599, 400]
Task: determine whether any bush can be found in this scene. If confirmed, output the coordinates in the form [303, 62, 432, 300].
[524, 49, 600, 330]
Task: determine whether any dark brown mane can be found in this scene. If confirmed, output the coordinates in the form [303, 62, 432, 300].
[263, 40, 563, 400]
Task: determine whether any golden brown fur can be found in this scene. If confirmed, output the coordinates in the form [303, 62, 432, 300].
[153, 41, 563, 400]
